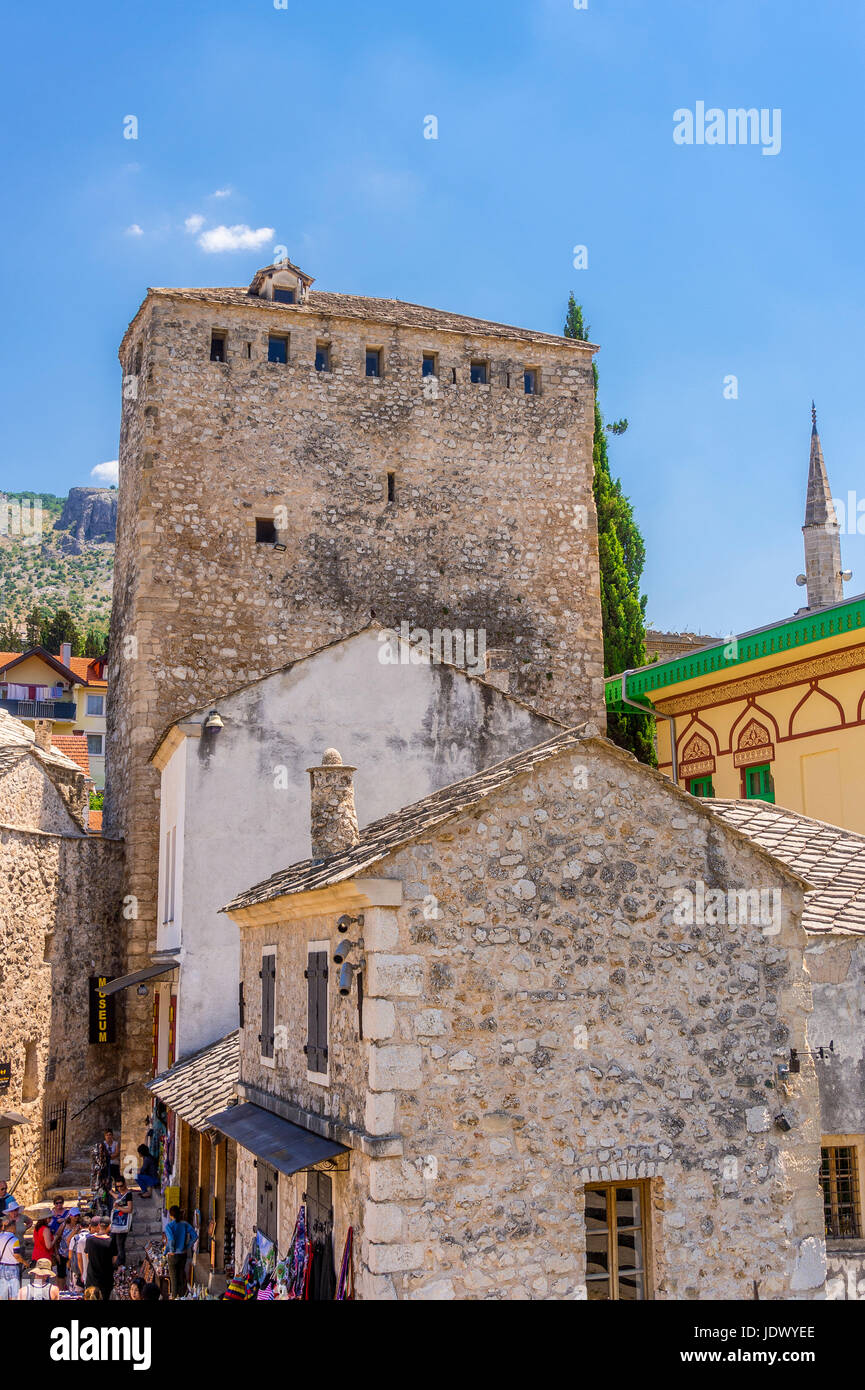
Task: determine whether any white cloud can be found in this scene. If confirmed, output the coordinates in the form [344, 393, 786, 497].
[125, 223, 144, 236]
[210, 186, 232, 198]
[92, 460, 119, 485]
[184, 213, 205, 234]
[198, 223, 274, 253]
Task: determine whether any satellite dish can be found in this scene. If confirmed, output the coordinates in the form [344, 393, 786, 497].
[795, 575, 807, 587]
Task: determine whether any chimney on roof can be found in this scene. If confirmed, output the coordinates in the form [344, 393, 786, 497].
[34, 718, 54, 752]
[60, 642, 72, 667]
[307, 748, 359, 860]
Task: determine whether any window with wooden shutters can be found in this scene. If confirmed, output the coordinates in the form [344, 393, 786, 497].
[260, 950, 276, 1060]
[305, 947, 329, 1076]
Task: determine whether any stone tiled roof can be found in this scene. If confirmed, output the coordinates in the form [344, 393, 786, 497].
[0, 709, 87, 777]
[147, 1030, 240, 1134]
[144, 286, 598, 351]
[223, 729, 588, 912]
[709, 800, 865, 935]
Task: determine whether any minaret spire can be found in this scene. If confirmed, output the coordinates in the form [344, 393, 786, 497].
[801, 404, 845, 610]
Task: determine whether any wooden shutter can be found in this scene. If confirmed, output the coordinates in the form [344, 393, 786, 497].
[306, 950, 328, 1072]
[260, 952, 275, 1059]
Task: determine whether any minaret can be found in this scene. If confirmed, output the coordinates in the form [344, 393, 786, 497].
[801, 403, 845, 610]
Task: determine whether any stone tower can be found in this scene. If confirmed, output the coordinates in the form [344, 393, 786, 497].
[105, 257, 604, 1137]
[801, 404, 845, 611]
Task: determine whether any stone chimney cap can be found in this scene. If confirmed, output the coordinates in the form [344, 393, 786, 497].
[322, 748, 343, 765]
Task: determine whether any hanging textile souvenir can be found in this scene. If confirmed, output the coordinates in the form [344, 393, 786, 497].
[284, 1204, 312, 1300]
[335, 1227, 354, 1300]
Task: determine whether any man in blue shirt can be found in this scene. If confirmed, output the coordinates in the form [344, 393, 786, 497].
[163, 1205, 197, 1299]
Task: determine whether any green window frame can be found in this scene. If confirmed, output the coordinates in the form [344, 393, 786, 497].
[743, 764, 775, 803]
[688, 775, 714, 797]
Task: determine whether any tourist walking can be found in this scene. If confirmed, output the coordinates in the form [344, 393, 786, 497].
[0, 1211, 25, 1300]
[0, 1187, 32, 1231]
[164, 1206, 197, 1299]
[84, 1215, 115, 1302]
[30, 1217, 55, 1267]
[109, 1179, 134, 1265]
[64, 1213, 86, 1295]
[18, 1257, 59, 1301]
[103, 1129, 121, 1189]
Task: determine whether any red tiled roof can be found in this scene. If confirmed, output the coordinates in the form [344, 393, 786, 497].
[68, 656, 107, 686]
[88, 809, 103, 834]
[51, 735, 91, 776]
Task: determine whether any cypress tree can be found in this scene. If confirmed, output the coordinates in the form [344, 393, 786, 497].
[564, 294, 655, 764]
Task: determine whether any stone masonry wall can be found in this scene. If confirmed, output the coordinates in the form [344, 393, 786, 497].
[233, 741, 825, 1299]
[106, 284, 602, 1144]
[357, 744, 824, 1299]
[0, 825, 124, 1204]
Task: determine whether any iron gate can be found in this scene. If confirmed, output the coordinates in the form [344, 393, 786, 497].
[41, 1102, 67, 1178]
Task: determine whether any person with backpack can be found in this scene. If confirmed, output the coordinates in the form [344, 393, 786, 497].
[109, 1179, 134, 1265]
[163, 1206, 197, 1299]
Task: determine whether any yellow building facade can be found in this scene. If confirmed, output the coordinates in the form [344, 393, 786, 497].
[609, 598, 865, 832]
[607, 409, 862, 830]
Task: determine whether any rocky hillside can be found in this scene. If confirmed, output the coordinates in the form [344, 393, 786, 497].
[57, 487, 117, 551]
[0, 490, 114, 634]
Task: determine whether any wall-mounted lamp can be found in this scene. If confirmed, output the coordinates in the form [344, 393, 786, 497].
[338, 961, 358, 996]
[136, 984, 149, 997]
[334, 937, 363, 966]
[203, 710, 224, 731]
[336, 913, 363, 934]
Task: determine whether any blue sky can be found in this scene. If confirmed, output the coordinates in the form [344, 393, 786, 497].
[2, 0, 863, 637]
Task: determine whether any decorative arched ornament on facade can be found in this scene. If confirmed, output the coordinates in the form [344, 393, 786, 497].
[733, 718, 774, 769]
[679, 732, 715, 780]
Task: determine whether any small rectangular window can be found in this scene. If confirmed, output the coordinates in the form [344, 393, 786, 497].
[210, 333, 226, 363]
[315, 344, 331, 373]
[524, 367, 539, 395]
[245, 342, 252, 359]
[366, 348, 382, 378]
[743, 764, 774, 803]
[268, 334, 289, 364]
[273, 286, 295, 304]
[86, 694, 105, 717]
[585, 1182, 650, 1300]
[422, 352, 437, 378]
[255, 517, 277, 544]
[86, 733, 104, 757]
[821, 1145, 862, 1240]
[260, 949, 276, 1060]
[386, 471, 396, 503]
[688, 775, 713, 798]
[470, 359, 488, 385]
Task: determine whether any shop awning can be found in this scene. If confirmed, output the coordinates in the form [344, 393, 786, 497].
[205, 1102, 348, 1177]
[100, 963, 175, 996]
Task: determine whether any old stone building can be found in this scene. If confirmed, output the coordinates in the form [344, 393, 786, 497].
[0, 711, 123, 1206]
[710, 798, 865, 1298]
[218, 730, 826, 1300]
[107, 258, 602, 1140]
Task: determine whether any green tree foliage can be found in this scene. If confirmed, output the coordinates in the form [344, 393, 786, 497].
[24, 605, 48, 647]
[564, 293, 655, 764]
[40, 608, 84, 658]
